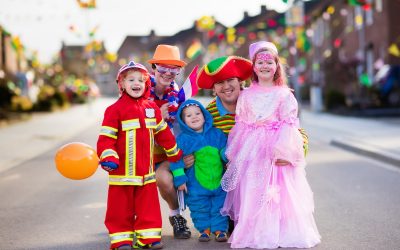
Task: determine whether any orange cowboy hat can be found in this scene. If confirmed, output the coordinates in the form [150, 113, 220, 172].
[148, 44, 187, 67]
[197, 56, 253, 89]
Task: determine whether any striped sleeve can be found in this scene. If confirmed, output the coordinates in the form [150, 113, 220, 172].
[206, 99, 236, 135]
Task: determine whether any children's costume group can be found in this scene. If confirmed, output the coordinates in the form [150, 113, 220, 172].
[96, 42, 320, 250]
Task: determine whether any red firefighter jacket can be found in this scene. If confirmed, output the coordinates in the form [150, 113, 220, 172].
[97, 93, 182, 186]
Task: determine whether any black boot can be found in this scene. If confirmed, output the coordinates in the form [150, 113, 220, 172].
[228, 218, 235, 234]
[169, 214, 191, 239]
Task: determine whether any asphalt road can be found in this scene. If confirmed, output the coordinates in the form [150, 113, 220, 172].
[1, 121, 400, 249]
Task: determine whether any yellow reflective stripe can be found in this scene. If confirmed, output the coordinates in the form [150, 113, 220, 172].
[154, 120, 167, 134]
[149, 130, 154, 172]
[135, 228, 162, 239]
[136, 240, 147, 246]
[144, 173, 156, 185]
[100, 126, 118, 139]
[110, 231, 134, 243]
[108, 174, 156, 186]
[165, 144, 179, 157]
[100, 149, 119, 160]
[145, 118, 157, 128]
[108, 176, 143, 185]
[122, 119, 140, 131]
[125, 129, 136, 176]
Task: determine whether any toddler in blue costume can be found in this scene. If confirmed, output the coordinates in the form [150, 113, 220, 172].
[169, 99, 228, 242]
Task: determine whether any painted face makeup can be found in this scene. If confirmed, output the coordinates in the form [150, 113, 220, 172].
[254, 52, 277, 81]
[256, 52, 275, 61]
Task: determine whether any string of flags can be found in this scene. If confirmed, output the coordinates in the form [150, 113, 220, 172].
[76, 0, 96, 9]
[186, 40, 202, 60]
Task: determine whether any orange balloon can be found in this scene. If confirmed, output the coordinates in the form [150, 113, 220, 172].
[55, 142, 99, 180]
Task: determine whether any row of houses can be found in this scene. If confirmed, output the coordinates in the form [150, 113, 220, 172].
[13, 0, 398, 111]
[302, 0, 400, 112]
[0, 26, 29, 82]
[0, 26, 106, 115]
[0, 26, 31, 110]
[114, 0, 400, 111]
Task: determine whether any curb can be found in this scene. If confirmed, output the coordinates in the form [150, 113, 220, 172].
[0, 98, 114, 174]
[331, 138, 400, 168]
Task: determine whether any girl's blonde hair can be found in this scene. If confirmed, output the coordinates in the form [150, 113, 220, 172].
[251, 48, 288, 86]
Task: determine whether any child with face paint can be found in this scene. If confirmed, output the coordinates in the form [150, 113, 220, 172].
[220, 41, 321, 249]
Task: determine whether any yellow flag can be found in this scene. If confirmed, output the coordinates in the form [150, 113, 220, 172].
[77, 0, 96, 9]
[388, 43, 400, 57]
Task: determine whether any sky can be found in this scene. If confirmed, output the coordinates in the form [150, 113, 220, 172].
[0, 0, 292, 63]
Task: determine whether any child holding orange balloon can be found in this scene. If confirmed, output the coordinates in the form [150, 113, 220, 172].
[97, 61, 182, 250]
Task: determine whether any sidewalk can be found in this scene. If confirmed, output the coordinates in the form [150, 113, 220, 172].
[0, 97, 115, 174]
[301, 108, 400, 167]
[0, 97, 399, 174]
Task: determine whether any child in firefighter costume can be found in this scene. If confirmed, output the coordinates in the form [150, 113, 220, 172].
[97, 61, 182, 250]
[169, 99, 229, 242]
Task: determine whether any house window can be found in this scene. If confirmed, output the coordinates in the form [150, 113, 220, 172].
[366, 0, 374, 26]
[375, 0, 382, 12]
[313, 18, 324, 47]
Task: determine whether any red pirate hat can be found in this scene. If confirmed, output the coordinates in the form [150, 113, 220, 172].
[197, 56, 252, 89]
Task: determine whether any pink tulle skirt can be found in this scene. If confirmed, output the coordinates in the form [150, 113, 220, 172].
[221, 122, 321, 249]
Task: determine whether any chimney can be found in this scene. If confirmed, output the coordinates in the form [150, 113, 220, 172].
[261, 5, 267, 14]
[244, 11, 249, 19]
[149, 29, 155, 37]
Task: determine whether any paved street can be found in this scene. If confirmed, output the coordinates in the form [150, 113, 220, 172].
[0, 97, 400, 249]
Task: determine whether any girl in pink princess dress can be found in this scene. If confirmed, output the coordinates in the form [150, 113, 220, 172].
[221, 41, 321, 249]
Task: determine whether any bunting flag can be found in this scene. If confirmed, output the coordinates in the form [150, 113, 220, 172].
[186, 41, 202, 60]
[226, 27, 236, 44]
[178, 65, 199, 103]
[348, 0, 368, 6]
[196, 16, 215, 31]
[105, 52, 117, 63]
[388, 43, 400, 57]
[77, 0, 96, 9]
[296, 30, 311, 52]
[360, 72, 372, 87]
[89, 25, 99, 38]
[11, 36, 23, 52]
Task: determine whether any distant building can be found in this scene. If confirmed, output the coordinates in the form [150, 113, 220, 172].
[156, 20, 226, 81]
[115, 22, 227, 85]
[302, 0, 400, 109]
[60, 42, 88, 78]
[0, 26, 27, 76]
[113, 30, 166, 93]
[117, 30, 165, 65]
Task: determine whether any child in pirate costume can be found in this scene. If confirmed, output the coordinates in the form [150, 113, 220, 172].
[169, 99, 228, 242]
[97, 61, 182, 250]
